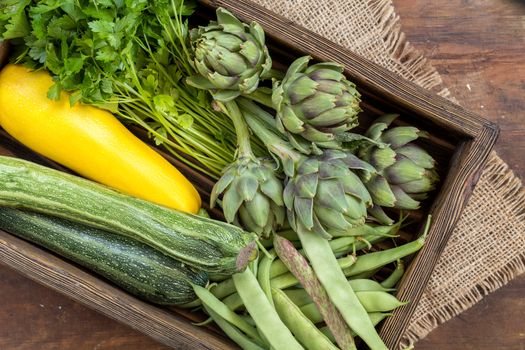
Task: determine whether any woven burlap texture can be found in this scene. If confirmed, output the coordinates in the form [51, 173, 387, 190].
[253, 0, 525, 346]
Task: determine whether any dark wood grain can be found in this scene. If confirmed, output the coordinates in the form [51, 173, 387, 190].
[392, 0, 525, 348]
[0, 0, 516, 349]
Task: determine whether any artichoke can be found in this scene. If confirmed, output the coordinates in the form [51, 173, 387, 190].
[272, 56, 361, 150]
[187, 8, 272, 102]
[210, 100, 284, 237]
[283, 150, 372, 238]
[211, 157, 285, 237]
[356, 114, 439, 223]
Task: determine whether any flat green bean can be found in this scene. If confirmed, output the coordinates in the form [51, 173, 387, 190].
[283, 289, 313, 307]
[204, 305, 265, 350]
[300, 291, 403, 323]
[330, 223, 398, 238]
[269, 234, 381, 278]
[232, 269, 304, 350]
[272, 288, 340, 350]
[297, 227, 387, 350]
[270, 271, 301, 289]
[273, 235, 356, 350]
[223, 292, 244, 311]
[349, 279, 395, 292]
[381, 260, 405, 288]
[343, 231, 427, 277]
[257, 251, 277, 305]
[333, 234, 387, 256]
[319, 313, 391, 340]
[284, 279, 394, 307]
[357, 291, 408, 313]
[271, 254, 357, 285]
[210, 277, 236, 299]
[193, 285, 263, 344]
[348, 267, 382, 280]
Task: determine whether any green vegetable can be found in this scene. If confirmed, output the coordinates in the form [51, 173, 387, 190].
[283, 280, 395, 307]
[193, 284, 264, 345]
[381, 260, 405, 288]
[211, 101, 284, 236]
[299, 291, 406, 323]
[242, 110, 374, 238]
[203, 305, 266, 350]
[1, 0, 254, 178]
[272, 288, 339, 350]
[0, 207, 207, 305]
[272, 56, 361, 150]
[273, 235, 356, 350]
[283, 150, 373, 239]
[319, 313, 391, 341]
[270, 255, 356, 290]
[232, 268, 304, 350]
[296, 226, 387, 350]
[356, 114, 439, 223]
[343, 224, 428, 277]
[187, 8, 272, 102]
[0, 156, 257, 274]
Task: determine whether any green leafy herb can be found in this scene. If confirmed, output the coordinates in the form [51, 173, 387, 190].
[1, 0, 266, 178]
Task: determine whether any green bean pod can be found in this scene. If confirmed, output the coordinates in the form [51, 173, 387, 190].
[357, 291, 408, 313]
[297, 226, 387, 350]
[344, 232, 427, 277]
[273, 235, 356, 350]
[257, 251, 277, 305]
[330, 223, 399, 238]
[381, 260, 405, 288]
[203, 305, 265, 350]
[284, 279, 395, 307]
[232, 269, 304, 350]
[272, 288, 340, 350]
[348, 267, 382, 280]
[192, 284, 263, 344]
[299, 290, 405, 323]
[270, 255, 357, 289]
[319, 313, 391, 341]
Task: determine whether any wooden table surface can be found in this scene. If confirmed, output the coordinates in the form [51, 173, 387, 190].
[1, 0, 524, 349]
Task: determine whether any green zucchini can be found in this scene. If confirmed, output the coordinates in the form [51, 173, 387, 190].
[0, 156, 257, 274]
[0, 207, 208, 305]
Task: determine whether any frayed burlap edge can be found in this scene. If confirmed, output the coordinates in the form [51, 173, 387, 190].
[400, 152, 525, 346]
[366, 0, 454, 100]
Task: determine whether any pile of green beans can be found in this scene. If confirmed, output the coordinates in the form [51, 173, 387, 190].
[187, 217, 429, 350]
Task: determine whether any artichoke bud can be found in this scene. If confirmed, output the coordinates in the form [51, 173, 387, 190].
[273, 56, 361, 151]
[188, 8, 272, 102]
[356, 114, 439, 222]
[211, 157, 285, 237]
[284, 150, 371, 238]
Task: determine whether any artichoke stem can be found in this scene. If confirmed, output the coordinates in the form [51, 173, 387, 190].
[244, 109, 302, 164]
[222, 100, 254, 159]
[244, 88, 274, 109]
[238, 97, 281, 135]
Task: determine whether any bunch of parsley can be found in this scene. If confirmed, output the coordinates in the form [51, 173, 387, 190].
[0, 0, 250, 177]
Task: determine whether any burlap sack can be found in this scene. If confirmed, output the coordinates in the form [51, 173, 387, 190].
[253, 0, 525, 346]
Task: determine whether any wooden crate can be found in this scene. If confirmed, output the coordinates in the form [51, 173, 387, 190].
[0, 0, 498, 348]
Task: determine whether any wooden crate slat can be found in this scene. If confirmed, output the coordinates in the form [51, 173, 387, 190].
[0, 1, 499, 348]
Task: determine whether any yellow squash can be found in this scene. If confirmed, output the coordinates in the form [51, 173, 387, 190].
[0, 64, 201, 214]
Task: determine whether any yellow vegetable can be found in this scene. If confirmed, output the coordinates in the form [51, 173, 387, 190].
[0, 64, 201, 214]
